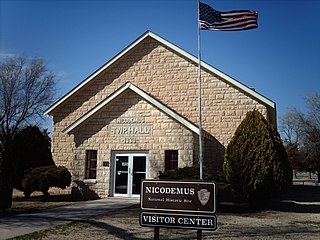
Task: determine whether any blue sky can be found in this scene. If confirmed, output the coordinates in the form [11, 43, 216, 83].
[1, 0, 320, 130]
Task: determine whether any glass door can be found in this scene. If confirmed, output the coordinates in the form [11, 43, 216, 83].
[113, 153, 148, 197]
[132, 156, 146, 195]
[114, 155, 129, 194]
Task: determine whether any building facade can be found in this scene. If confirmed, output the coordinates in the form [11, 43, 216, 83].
[45, 31, 276, 198]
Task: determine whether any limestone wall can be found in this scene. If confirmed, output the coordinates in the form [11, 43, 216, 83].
[50, 37, 269, 198]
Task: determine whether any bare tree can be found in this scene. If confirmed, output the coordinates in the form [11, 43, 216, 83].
[0, 55, 56, 208]
[0, 55, 56, 141]
[279, 107, 304, 145]
[301, 93, 320, 181]
[280, 92, 320, 181]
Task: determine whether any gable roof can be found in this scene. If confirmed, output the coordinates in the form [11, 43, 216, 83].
[45, 30, 275, 116]
[63, 82, 202, 136]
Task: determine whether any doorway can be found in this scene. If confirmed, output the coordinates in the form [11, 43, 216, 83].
[113, 152, 148, 197]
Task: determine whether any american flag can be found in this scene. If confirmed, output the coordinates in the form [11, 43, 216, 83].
[199, 2, 258, 31]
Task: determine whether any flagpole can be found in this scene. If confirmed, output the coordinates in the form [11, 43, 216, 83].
[197, 0, 203, 181]
[197, 2, 258, 182]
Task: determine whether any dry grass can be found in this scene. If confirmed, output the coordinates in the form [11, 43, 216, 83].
[6, 185, 320, 240]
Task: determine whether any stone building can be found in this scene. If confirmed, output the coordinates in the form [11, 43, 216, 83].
[45, 31, 276, 198]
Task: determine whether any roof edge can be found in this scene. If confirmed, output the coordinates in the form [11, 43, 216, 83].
[45, 30, 275, 116]
[45, 31, 153, 115]
[147, 32, 275, 109]
[63, 82, 200, 135]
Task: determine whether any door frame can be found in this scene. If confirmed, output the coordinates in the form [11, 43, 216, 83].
[111, 151, 149, 197]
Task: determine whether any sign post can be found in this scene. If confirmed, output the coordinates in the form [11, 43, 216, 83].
[140, 180, 217, 239]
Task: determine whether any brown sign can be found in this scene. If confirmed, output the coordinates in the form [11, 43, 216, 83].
[140, 211, 217, 230]
[141, 180, 216, 214]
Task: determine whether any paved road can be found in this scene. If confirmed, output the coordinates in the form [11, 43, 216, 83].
[0, 198, 140, 239]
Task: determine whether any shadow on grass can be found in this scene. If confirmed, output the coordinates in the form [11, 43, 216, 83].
[217, 185, 320, 214]
[2, 193, 98, 216]
[267, 185, 320, 213]
[83, 219, 143, 240]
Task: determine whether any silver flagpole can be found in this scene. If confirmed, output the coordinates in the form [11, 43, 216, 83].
[197, 0, 203, 181]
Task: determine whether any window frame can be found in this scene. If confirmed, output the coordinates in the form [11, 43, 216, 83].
[85, 150, 97, 179]
[165, 150, 178, 171]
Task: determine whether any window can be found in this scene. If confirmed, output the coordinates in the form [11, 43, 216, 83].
[165, 150, 178, 171]
[85, 150, 97, 179]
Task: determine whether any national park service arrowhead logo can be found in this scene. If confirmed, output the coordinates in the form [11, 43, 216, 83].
[198, 188, 210, 206]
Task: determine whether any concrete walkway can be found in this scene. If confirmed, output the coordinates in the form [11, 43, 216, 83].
[0, 198, 140, 239]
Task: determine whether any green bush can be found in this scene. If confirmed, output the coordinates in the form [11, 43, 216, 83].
[224, 110, 292, 205]
[158, 165, 232, 194]
[22, 165, 71, 198]
[158, 165, 214, 181]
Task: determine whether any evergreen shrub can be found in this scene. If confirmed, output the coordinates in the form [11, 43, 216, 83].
[223, 110, 293, 205]
[3, 126, 54, 189]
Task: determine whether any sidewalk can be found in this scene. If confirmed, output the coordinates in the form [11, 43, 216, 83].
[0, 197, 140, 239]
